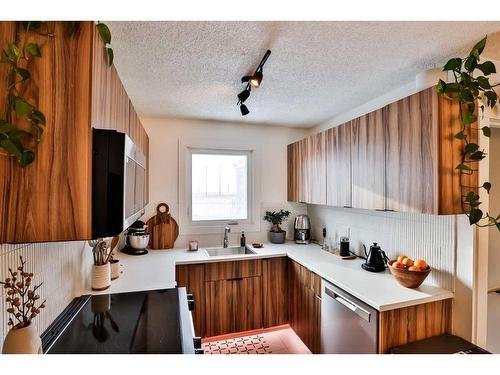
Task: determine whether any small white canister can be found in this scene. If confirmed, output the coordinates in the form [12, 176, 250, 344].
[92, 263, 111, 291]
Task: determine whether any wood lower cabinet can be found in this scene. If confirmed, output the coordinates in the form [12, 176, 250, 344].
[288, 259, 321, 354]
[205, 276, 263, 337]
[175, 263, 206, 337]
[262, 257, 288, 327]
[378, 299, 451, 353]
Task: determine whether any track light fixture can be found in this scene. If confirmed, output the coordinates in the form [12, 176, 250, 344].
[240, 104, 249, 116]
[236, 49, 271, 115]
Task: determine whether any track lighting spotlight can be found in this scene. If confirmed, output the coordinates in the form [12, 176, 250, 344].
[249, 71, 263, 88]
[240, 104, 249, 116]
[235, 49, 271, 116]
[237, 88, 251, 103]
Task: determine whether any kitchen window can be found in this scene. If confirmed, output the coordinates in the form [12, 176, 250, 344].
[179, 140, 261, 235]
[190, 151, 250, 222]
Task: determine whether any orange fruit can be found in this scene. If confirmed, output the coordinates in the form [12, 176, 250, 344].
[397, 255, 407, 263]
[414, 259, 428, 270]
[393, 261, 405, 269]
[408, 266, 420, 272]
[402, 258, 414, 267]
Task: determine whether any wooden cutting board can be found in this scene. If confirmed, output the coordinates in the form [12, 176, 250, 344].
[146, 203, 179, 249]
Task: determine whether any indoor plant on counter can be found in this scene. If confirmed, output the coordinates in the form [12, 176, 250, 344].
[264, 209, 291, 244]
[0, 256, 46, 354]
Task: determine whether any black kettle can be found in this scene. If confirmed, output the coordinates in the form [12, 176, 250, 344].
[361, 243, 388, 272]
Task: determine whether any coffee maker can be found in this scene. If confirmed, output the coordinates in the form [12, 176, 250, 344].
[294, 215, 311, 244]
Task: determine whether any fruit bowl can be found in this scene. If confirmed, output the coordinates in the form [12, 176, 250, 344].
[388, 260, 431, 288]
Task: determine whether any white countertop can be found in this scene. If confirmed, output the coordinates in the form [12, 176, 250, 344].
[89, 241, 454, 312]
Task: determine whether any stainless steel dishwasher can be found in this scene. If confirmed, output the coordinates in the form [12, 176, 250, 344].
[320, 279, 378, 354]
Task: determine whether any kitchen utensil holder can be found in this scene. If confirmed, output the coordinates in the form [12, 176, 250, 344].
[92, 263, 111, 291]
[110, 259, 120, 280]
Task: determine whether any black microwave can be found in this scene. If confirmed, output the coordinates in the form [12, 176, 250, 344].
[92, 129, 146, 238]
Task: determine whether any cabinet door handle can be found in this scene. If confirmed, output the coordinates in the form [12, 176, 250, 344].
[227, 277, 244, 281]
[324, 286, 371, 322]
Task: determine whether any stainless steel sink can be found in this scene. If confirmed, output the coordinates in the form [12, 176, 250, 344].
[204, 246, 256, 257]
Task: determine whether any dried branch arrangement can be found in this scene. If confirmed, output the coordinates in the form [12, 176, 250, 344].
[0, 255, 46, 329]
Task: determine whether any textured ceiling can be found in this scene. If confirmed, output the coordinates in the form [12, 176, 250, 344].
[107, 21, 500, 128]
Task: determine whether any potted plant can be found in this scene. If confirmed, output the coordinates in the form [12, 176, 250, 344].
[264, 209, 291, 244]
[0, 256, 46, 354]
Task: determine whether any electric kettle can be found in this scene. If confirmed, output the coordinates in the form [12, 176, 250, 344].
[361, 242, 388, 272]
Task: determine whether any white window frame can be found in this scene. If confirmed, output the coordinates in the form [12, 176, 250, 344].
[179, 138, 261, 235]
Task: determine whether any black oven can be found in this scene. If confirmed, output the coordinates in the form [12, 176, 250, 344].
[92, 129, 146, 238]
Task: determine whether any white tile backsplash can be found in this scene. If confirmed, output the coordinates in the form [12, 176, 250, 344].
[0, 241, 92, 352]
[307, 204, 471, 291]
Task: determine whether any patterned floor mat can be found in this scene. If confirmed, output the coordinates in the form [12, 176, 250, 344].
[203, 333, 272, 354]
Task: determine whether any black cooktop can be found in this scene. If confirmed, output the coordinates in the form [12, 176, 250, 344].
[43, 289, 192, 354]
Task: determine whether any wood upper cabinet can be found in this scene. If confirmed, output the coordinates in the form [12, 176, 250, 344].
[351, 109, 386, 210]
[385, 88, 439, 213]
[287, 86, 472, 215]
[0, 22, 93, 243]
[0, 21, 149, 243]
[91, 27, 129, 135]
[287, 133, 326, 204]
[326, 123, 352, 207]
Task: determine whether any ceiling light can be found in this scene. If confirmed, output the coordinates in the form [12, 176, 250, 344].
[235, 50, 271, 116]
[240, 104, 249, 116]
[249, 71, 263, 88]
[237, 89, 251, 103]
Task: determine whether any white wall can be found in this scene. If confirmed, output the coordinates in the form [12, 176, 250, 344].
[0, 241, 93, 352]
[142, 117, 308, 248]
[487, 128, 500, 353]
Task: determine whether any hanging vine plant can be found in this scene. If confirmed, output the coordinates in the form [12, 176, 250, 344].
[0, 21, 113, 167]
[437, 35, 500, 230]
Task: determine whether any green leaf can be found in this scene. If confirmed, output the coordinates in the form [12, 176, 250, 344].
[106, 47, 114, 67]
[0, 120, 13, 133]
[483, 182, 492, 193]
[14, 67, 30, 81]
[19, 150, 34, 167]
[456, 163, 472, 171]
[14, 96, 33, 118]
[477, 61, 496, 76]
[464, 143, 479, 154]
[455, 131, 466, 140]
[462, 112, 477, 125]
[31, 123, 44, 141]
[477, 76, 491, 89]
[484, 90, 497, 108]
[31, 110, 46, 125]
[443, 58, 462, 71]
[25, 43, 41, 58]
[470, 36, 487, 59]
[437, 79, 446, 93]
[96, 22, 111, 45]
[0, 138, 23, 158]
[469, 208, 483, 225]
[470, 150, 486, 161]
[459, 90, 474, 103]
[464, 56, 477, 72]
[482, 126, 491, 137]
[7, 43, 21, 62]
